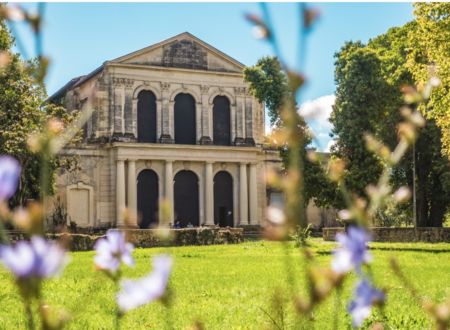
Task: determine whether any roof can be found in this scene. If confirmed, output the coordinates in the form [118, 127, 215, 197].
[48, 32, 245, 102]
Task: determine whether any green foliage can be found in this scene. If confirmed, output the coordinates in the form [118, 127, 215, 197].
[331, 41, 388, 206]
[245, 56, 331, 211]
[244, 56, 288, 126]
[47, 196, 68, 233]
[408, 3, 450, 159]
[0, 241, 448, 328]
[330, 23, 450, 226]
[375, 199, 412, 227]
[0, 19, 76, 207]
[292, 224, 312, 247]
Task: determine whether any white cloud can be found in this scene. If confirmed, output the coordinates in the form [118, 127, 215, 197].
[299, 94, 336, 152]
[298, 94, 335, 123]
[264, 94, 336, 152]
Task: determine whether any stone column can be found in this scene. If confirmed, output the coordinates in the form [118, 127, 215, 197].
[112, 84, 124, 138]
[234, 90, 245, 145]
[239, 163, 248, 225]
[127, 160, 138, 227]
[244, 96, 255, 146]
[249, 163, 258, 225]
[160, 82, 173, 143]
[116, 160, 126, 226]
[164, 160, 174, 224]
[131, 98, 138, 138]
[199, 86, 212, 144]
[124, 82, 134, 139]
[205, 162, 214, 225]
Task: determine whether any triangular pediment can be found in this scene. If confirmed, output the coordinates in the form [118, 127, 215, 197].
[111, 32, 244, 73]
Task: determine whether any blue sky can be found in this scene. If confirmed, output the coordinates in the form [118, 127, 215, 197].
[14, 2, 414, 150]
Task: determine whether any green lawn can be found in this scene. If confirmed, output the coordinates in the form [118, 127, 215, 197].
[0, 239, 449, 329]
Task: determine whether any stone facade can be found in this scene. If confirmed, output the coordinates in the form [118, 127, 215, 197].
[50, 32, 283, 229]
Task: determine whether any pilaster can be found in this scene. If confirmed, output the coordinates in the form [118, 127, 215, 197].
[126, 160, 138, 227]
[116, 159, 126, 226]
[164, 160, 174, 224]
[249, 163, 258, 225]
[205, 161, 214, 225]
[239, 163, 248, 225]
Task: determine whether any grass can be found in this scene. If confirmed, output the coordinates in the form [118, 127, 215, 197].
[0, 239, 449, 329]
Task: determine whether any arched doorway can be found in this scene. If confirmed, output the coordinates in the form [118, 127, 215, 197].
[137, 90, 157, 143]
[174, 170, 199, 227]
[137, 170, 159, 228]
[174, 93, 196, 145]
[213, 96, 231, 146]
[214, 171, 233, 227]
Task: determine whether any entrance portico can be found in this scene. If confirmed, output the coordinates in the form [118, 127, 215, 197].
[114, 143, 261, 228]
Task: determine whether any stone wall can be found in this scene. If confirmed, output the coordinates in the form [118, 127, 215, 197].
[323, 227, 450, 243]
[5, 228, 243, 251]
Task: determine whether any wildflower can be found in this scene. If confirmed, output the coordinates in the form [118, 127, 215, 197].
[94, 230, 134, 274]
[117, 255, 173, 313]
[331, 227, 371, 275]
[0, 155, 21, 201]
[393, 186, 411, 203]
[0, 236, 67, 280]
[348, 279, 385, 328]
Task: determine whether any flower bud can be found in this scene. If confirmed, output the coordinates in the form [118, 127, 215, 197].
[12, 208, 31, 231]
[393, 186, 411, 203]
[338, 209, 352, 220]
[328, 158, 345, 182]
[398, 122, 416, 143]
[27, 134, 42, 153]
[47, 118, 64, 135]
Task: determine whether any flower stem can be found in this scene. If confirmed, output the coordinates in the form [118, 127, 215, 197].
[333, 286, 342, 330]
[23, 300, 35, 330]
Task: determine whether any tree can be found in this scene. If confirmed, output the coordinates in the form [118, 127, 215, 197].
[331, 23, 450, 226]
[330, 42, 390, 207]
[408, 3, 450, 159]
[0, 19, 76, 207]
[243, 56, 288, 126]
[244, 56, 333, 209]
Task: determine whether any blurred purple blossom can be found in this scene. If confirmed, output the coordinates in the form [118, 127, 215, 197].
[348, 279, 385, 328]
[117, 255, 173, 312]
[0, 236, 67, 279]
[94, 230, 134, 273]
[331, 226, 372, 275]
[0, 155, 21, 201]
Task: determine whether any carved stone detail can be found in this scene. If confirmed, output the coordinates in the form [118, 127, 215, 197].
[234, 87, 247, 95]
[113, 77, 134, 88]
[160, 82, 170, 92]
[200, 85, 210, 95]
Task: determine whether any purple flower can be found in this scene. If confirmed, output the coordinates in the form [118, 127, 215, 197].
[331, 227, 372, 275]
[0, 155, 21, 201]
[348, 279, 385, 328]
[117, 255, 173, 312]
[0, 236, 67, 279]
[94, 230, 134, 273]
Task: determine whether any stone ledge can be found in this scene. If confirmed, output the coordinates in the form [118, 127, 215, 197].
[323, 227, 450, 243]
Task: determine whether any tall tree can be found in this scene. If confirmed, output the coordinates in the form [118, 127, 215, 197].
[331, 23, 450, 226]
[408, 3, 450, 159]
[331, 41, 389, 205]
[0, 20, 75, 207]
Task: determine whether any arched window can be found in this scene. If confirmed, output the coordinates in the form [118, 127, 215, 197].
[213, 96, 231, 146]
[214, 171, 233, 227]
[174, 170, 199, 227]
[174, 93, 196, 145]
[137, 169, 159, 228]
[137, 90, 157, 143]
